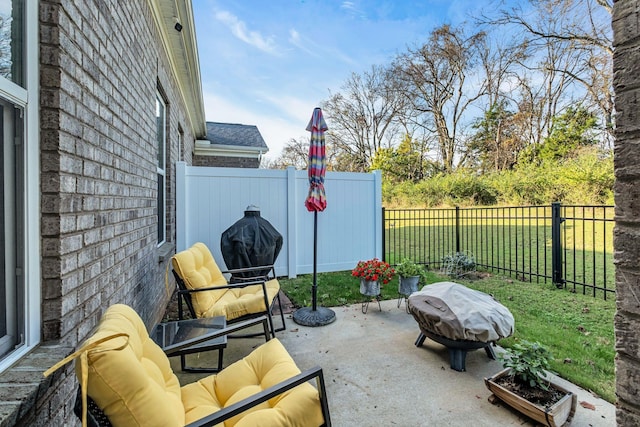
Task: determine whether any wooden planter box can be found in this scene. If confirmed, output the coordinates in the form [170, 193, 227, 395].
[484, 368, 577, 427]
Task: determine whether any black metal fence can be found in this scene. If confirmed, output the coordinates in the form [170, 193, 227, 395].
[383, 203, 615, 300]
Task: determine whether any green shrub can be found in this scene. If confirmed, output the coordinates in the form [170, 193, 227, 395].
[381, 148, 613, 207]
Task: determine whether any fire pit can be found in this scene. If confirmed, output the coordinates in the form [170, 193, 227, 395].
[408, 282, 514, 371]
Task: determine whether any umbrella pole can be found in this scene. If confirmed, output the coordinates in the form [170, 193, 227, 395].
[292, 209, 335, 326]
[292, 107, 335, 327]
[312, 210, 318, 311]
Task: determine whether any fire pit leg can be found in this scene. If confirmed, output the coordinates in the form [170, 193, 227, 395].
[448, 348, 468, 372]
[484, 343, 496, 360]
[415, 330, 497, 372]
[415, 332, 469, 371]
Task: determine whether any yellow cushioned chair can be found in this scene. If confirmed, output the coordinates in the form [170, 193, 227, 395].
[172, 242, 285, 339]
[45, 304, 330, 427]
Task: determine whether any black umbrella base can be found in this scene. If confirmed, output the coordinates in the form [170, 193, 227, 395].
[292, 306, 336, 327]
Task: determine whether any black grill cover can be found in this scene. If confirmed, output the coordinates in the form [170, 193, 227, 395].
[220, 207, 283, 281]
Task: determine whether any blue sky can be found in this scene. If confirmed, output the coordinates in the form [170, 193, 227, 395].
[192, 1, 497, 161]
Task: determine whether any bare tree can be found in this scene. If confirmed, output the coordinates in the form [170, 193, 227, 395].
[303, 0, 614, 174]
[520, 32, 580, 147]
[262, 137, 310, 170]
[320, 64, 407, 172]
[479, 38, 526, 114]
[465, 37, 530, 171]
[393, 24, 487, 172]
[486, 0, 613, 146]
[264, 135, 342, 171]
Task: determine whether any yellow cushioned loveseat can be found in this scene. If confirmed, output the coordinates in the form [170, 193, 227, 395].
[172, 242, 285, 337]
[46, 304, 330, 427]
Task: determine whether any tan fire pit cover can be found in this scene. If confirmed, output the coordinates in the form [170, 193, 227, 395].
[408, 282, 515, 342]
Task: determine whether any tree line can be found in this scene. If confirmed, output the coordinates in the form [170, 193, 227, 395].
[266, 0, 613, 193]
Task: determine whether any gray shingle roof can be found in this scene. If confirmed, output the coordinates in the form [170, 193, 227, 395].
[206, 122, 268, 149]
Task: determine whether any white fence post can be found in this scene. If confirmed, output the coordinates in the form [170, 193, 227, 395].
[286, 166, 297, 278]
[373, 170, 383, 259]
[176, 161, 187, 252]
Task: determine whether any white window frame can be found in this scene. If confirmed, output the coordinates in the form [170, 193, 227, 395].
[0, 0, 41, 373]
[156, 92, 167, 245]
[178, 126, 184, 162]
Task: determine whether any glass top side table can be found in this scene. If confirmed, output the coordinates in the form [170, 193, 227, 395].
[152, 315, 271, 373]
[152, 316, 227, 373]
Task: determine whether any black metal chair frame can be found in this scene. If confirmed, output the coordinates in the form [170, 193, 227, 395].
[72, 316, 331, 427]
[172, 264, 286, 339]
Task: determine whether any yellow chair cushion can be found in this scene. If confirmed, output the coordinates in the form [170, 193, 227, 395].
[173, 242, 281, 321]
[75, 304, 185, 427]
[202, 279, 280, 321]
[172, 242, 229, 316]
[181, 338, 324, 427]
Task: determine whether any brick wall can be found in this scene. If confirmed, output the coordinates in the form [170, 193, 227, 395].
[613, 1, 640, 424]
[193, 154, 261, 168]
[9, 1, 199, 424]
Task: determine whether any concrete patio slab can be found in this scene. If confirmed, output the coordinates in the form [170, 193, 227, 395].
[174, 299, 615, 426]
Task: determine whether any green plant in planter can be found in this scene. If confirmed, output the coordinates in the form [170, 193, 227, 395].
[499, 340, 553, 390]
[395, 258, 428, 281]
[487, 340, 576, 427]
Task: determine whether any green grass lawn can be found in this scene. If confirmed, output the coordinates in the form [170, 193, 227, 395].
[280, 269, 616, 403]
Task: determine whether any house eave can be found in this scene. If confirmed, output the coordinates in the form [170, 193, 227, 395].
[148, 0, 207, 137]
[194, 140, 267, 159]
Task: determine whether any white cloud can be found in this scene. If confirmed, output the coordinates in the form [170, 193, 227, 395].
[258, 91, 319, 124]
[288, 27, 357, 66]
[215, 10, 280, 55]
[288, 28, 318, 57]
[202, 91, 312, 161]
[340, 1, 366, 19]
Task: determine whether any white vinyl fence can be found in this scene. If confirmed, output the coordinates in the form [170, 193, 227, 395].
[176, 162, 382, 278]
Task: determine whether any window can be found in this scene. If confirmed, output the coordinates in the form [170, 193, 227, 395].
[0, 0, 39, 372]
[156, 92, 166, 245]
[0, 0, 24, 87]
[0, 100, 24, 359]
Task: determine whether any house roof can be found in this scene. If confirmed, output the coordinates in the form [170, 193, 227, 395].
[206, 122, 269, 150]
[195, 122, 269, 158]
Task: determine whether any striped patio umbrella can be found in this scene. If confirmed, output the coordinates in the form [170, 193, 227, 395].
[293, 107, 336, 327]
[304, 107, 328, 212]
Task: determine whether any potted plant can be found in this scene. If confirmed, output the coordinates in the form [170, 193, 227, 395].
[351, 258, 395, 297]
[484, 340, 577, 427]
[395, 258, 427, 297]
